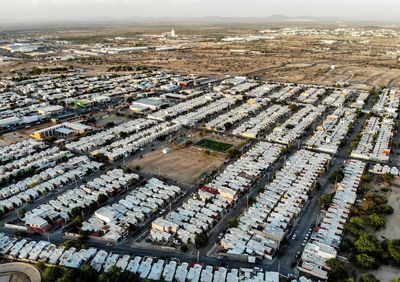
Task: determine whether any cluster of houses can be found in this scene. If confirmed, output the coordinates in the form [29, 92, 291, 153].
[305, 107, 356, 154]
[296, 88, 326, 104]
[171, 96, 241, 126]
[0, 233, 284, 282]
[245, 84, 279, 98]
[372, 88, 399, 118]
[207, 142, 284, 201]
[66, 118, 156, 153]
[232, 104, 290, 138]
[81, 178, 181, 242]
[150, 142, 284, 245]
[0, 70, 201, 131]
[298, 159, 366, 280]
[0, 139, 47, 163]
[220, 150, 331, 260]
[266, 105, 326, 145]
[13, 169, 138, 234]
[321, 89, 353, 107]
[0, 144, 72, 188]
[350, 116, 394, 162]
[91, 122, 181, 161]
[0, 156, 102, 214]
[269, 86, 302, 102]
[204, 98, 267, 132]
[148, 93, 217, 121]
[151, 190, 230, 244]
[349, 91, 369, 109]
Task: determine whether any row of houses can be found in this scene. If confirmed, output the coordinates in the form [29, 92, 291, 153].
[245, 84, 279, 98]
[204, 98, 267, 132]
[350, 116, 394, 162]
[0, 232, 283, 282]
[266, 105, 326, 145]
[81, 177, 182, 242]
[0, 156, 102, 213]
[372, 88, 399, 118]
[369, 163, 399, 176]
[269, 86, 303, 102]
[17, 169, 139, 234]
[298, 159, 366, 280]
[296, 88, 326, 104]
[321, 89, 353, 107]
[305, 107, 356, 154]
[148, 93, 218, 121]
[171, 96, 241, 126]
[0, 139, 47, 163]
[0, 146, 72, 187]
[220, 150, 331, 259]
[91, 122, 181, 161]
[231, 104, 290, 139]
[65, 118, 157, 153]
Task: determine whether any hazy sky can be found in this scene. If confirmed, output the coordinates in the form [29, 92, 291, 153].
[0, 0, 399, 22]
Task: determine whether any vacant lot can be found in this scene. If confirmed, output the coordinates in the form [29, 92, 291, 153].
[0, 131, 29, 147]
[196, 139, 233, 153]
[129, 145, 225, 185]
[375, 177, 400, 240]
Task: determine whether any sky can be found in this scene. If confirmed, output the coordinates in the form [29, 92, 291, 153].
[0, 0, 399, 23]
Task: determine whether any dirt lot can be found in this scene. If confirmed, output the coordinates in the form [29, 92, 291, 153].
[129, 145, 225, 185]
[0, 131, 29, 147]
[375, 177, 400, 240]
[369, 265, 399, 282]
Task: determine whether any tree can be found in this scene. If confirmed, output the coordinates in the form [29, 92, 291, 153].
[356, 253, 376, 268]
[93, 153, 108, 162]
[387, 240, 400, 264]
[43, 265, 65, 282]
[180, 244, 189, 252]
[70, 207, 82, 218]
[228, 217, 239, 228]
[391, 278, 400, 282]
[354, 233, 381, 255]
[369, 213, 385, 230]
[325, 258, 348, 281]
[97, 193, 108, 204]
[319, 193, 334, 209]
[359, 274, 380, 282]
[195, 232, 208, 249]
[373, 204, 394, 215]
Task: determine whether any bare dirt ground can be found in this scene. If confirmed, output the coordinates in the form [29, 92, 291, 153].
[375, 177, 400, 240]
[129, 145, 225, 185]
[0, 131, 29, 147]
[2, 23, 399, 88]
[369, 265, 399, 282]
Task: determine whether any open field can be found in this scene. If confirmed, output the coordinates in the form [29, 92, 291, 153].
[0, 131, 29, 147]
[375, 177, 400, 240]
[129, 145, 225, 185]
